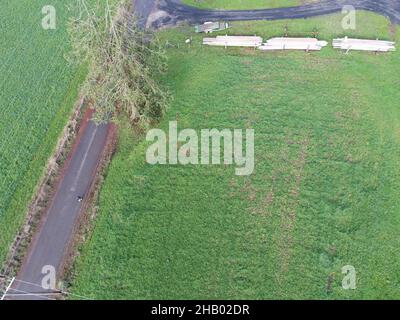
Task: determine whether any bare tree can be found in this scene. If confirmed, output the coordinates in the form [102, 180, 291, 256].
[67, 0, 169, 126]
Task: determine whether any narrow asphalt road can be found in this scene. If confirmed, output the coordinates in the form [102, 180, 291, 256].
[133, 0, 157, 29]
[9, 114, 109, 300]
[152, 0, 400, 27]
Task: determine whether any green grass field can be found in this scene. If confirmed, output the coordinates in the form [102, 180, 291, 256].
[182, 0, 302, 10]
[70, 12, 400, 299]
[0, 0, 105, 266]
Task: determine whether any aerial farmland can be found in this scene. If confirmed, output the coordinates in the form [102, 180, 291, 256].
[1, 0, 400, 308]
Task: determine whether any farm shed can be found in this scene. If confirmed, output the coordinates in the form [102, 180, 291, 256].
[333, 37, 396, 52]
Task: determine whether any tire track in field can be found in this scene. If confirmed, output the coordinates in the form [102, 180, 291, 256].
[275, 135, 310, 288]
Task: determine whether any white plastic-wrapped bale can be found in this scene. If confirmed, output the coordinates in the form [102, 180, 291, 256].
[333, 37, 396, 52]
[258, 37, 328, 51]
[203, 36, 263, 48]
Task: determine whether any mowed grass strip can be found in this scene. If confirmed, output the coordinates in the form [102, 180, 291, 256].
[182, 0, 302, 10]
[71, 12, 400, 299]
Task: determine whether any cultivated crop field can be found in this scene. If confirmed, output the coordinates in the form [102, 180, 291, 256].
[182, 0, 302, 10]
[0, 0, 88, 263]
[71, 12, 400, 299]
